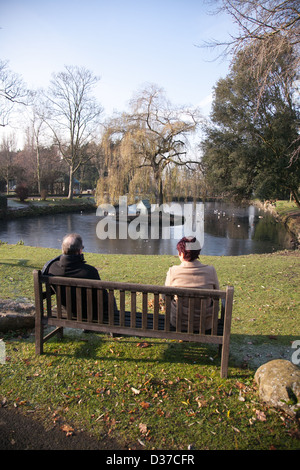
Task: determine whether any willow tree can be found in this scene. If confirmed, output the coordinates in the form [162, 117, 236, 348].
[95, 125, 138, 205]
[101, 84, 201, 205]
[44, 66, 103, 199]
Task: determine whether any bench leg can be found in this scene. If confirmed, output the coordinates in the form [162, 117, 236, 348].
[35, 313, 43, 355]
[57, 327, 64, 340]
[34, 270, 44, 355]
[220, 336, 231, 378]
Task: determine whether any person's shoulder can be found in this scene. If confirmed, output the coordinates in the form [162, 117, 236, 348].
[85, 263, 100, 279]
[42, 255, 61, 275]
[169, 264, 181, 272]
[201, 263, 217, 274]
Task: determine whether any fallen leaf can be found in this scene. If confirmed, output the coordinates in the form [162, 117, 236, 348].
[255, 410, 266, 422]
[141, 401, 150, 409]
[139, 423, 147, 434]
[235, 381, 246, 390]
[1, 398, 7, 407]
[195, 396, 208, 408]
[137, 342, 150, 348]
[232, 426, 240, 433]
[195, 374, 206, 379]
[61, 424, 75, 436]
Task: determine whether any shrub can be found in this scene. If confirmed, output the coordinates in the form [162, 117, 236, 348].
[0, 195, 7, 210]
[40, 189, 48, 200]
[15, 184, 29, 202]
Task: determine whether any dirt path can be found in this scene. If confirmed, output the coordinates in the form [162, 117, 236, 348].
[0, 406, 124, 450]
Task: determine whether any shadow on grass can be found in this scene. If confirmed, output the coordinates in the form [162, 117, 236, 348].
[229, 333, 299, 371]
[42, 332, 221, 367]
[40, 329, 299, 376]
[0, 259, 43, 270]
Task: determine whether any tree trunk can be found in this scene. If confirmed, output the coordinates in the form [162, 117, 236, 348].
[36, 146, 41, 194]
[153, 167, 163, 205]
[291, 189, 300, 208]
[68, 166, 74, 200]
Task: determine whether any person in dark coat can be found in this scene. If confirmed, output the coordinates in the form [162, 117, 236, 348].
[42, 233, 108, 321]
[44, 233, 100, 280]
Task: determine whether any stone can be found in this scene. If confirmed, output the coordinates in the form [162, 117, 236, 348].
[0, 299, 35, 332]
[254, 359, 300, 417]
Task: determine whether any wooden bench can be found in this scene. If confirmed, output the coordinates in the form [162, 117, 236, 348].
[33, 269, 234, 378]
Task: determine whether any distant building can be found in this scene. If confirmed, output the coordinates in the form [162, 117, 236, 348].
[136, 199, 151, 215]
[52, 176, 81, 195]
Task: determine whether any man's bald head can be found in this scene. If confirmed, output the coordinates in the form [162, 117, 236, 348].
[61, 233, 84, 255]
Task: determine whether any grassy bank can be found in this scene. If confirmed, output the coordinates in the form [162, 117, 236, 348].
[255, 200, 300, 244]
[0, 244, 299, 450]
[0, 196, 96, 219]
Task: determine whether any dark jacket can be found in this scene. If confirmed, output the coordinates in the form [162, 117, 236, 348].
[45, 254, 100, 280]
[42, 254, 108, 321]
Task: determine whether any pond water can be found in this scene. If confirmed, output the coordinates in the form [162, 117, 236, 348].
[0, 201, 293, 256]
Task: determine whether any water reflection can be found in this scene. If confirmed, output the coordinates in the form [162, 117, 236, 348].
[0, 202, 293, 256]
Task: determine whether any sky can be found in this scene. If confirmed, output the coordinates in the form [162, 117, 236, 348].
[0, 0, 235, 145]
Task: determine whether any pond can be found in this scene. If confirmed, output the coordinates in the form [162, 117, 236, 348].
[0, 201, 293, 256]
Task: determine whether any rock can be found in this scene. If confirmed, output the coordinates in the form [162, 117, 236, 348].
[255, 359, 300, 417]
[0, 299, 35, 332]
[0, 312, 35, 332]
[0, 298, 35, 314]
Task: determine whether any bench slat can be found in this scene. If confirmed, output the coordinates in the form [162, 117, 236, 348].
[165, 295, 171, 332]
[176, 296, 182, 332]
[188, 297, 195, 334]
[212, 298, 219, 336]
[131, 292, 136, 328]
[199, 299, 206, 334]
[56, 285, 62, 319]
[153, 293, 159, 331]
[87, 288, 93, 323]
[142, 292, 147, 330]
[108, 289, 114, 326]
[65, 286, 72, 320]
[76, 287, 82, 322]
[97, 289, 104, 324]
[119, 290, 125, 327]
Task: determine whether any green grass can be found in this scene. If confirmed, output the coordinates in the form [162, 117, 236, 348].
[274, 200, 300, 217]
[0, 244, 299, 450]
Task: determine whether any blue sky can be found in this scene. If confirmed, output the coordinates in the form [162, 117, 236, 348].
[1, 0, 234, 127]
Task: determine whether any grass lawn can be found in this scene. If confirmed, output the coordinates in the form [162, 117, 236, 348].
[0, 243, 299, 450]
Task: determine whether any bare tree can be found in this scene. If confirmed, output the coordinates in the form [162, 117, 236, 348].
[201, 0, 299, 159]
[205, 0, 299, 54]
[23, 91, 50, 194]
[44, 65, 103, 199]
[202, 1, 299, 94]
[0, 60, 30, 127]
[0, 133, 17, 194]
